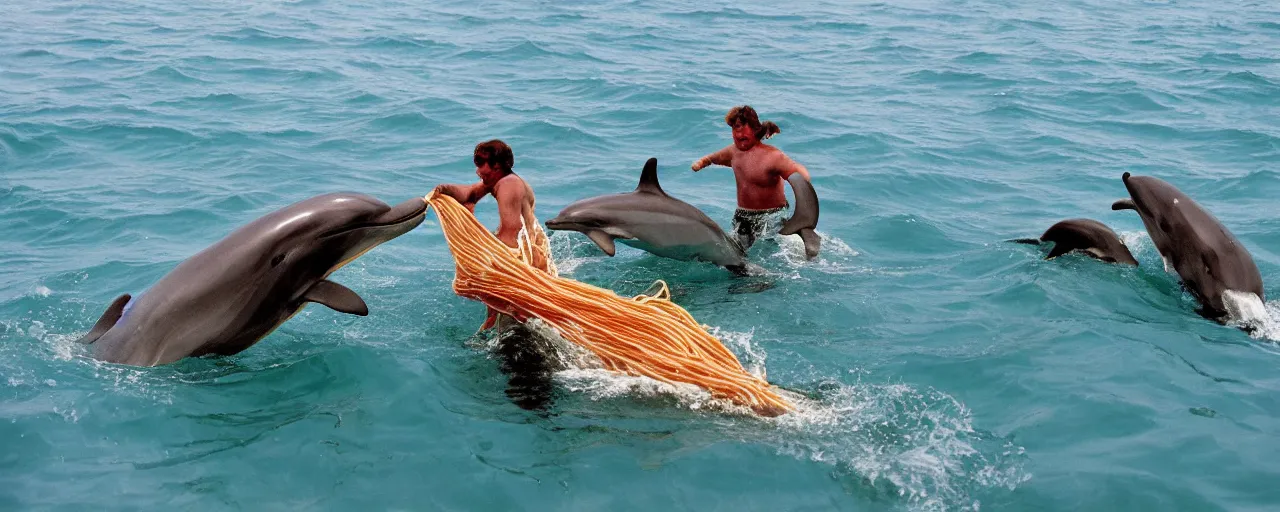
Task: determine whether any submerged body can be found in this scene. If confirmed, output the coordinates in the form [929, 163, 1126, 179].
[1112, 172, 1264, 320]
[76, 193, 428, 366]
[1017, 218, 1138, 265]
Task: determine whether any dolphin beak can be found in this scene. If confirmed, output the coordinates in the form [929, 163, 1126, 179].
[375, 197, 429, 229]
[544, 217, 569, 230]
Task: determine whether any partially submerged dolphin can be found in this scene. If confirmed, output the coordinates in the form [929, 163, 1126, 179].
[1112, 172, 1265, 320]
[75, 192, 428, 366]
[780, 173, 821, 260]
[545, 158, 750, 274]
[1013, 218, 1138, 265]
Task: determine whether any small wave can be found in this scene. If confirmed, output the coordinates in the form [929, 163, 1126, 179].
[953, 51, 1003, 64]
[127, 65, 208, 84]
[52, 37, 127, 47]
[343, 92, 387, 105]
[661, 8, 805, 23]
[1218, 71, 1279, 88]
[509, 119, 611, 150]
[226, 66, 345, 84]
[210, 28, 316, 47]
[13, 49, 60, 58]
[351, 36, 458, 54]
[367, 112, 443, 132]
[994, 19, 1060, 32]
[455, 41, 570, 61]
[1198, 52, 1280, 66]
[0, 128, 67, 158]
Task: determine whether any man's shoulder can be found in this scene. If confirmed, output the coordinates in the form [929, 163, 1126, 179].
[495, 174, 530, 196]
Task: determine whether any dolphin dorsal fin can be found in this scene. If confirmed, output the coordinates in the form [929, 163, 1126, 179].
[76, 294, 131, 344]
[635, 158, 666, 196]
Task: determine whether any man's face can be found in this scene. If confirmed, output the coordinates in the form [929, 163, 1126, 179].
[732, 123, 757, 151]
[476, 161, 502, 185]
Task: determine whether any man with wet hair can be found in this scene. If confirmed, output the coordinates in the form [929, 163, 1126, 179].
[692, 105, 816, 251]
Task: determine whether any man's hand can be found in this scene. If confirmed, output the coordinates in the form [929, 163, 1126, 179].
[691, 157, 710, 172]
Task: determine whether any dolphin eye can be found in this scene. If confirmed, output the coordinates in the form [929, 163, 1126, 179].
[270, 254, 285, 268]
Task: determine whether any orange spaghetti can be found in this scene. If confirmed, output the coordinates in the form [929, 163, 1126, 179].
[425, 191, 792, 416]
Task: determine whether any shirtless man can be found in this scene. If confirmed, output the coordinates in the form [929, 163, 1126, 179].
[433, 139, 538, 250]
[691, 105, 815, 251]
[434, 140, 554, 409]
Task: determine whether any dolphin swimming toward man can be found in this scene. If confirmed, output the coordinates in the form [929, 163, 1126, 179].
[1013, 218, 1138, 265]
[545, 158, 751, 274]
[1112, 172, 1264, 322]
[74, 192, 428, 366]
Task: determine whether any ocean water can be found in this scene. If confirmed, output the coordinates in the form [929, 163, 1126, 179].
[2, 0, 1279, 509]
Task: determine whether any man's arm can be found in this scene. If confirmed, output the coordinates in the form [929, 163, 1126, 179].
[493, 182, 526, 249]
[691, 145, 735, 172]
[433, 182, 488, 212]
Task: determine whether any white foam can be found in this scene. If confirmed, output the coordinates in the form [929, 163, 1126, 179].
[1118, 230, 1151, 253]
[707, 326, 767, 378]
[34, 285, 52, 297]
[767, 381, 1030, 510]
[506, 319, 1028, 508]
[768, 230, 868, 276]
[546, 231, 598, 276]
[1223, 290, 1280, 341]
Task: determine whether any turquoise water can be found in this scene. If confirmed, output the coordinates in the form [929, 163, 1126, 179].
[3, 0, 1279, 509]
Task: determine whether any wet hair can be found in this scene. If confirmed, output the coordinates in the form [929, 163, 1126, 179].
[473, 139, 514, 174]
[724, 105, 780, 140]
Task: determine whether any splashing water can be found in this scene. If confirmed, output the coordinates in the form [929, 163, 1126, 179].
[1223, 290, 1280, 342]
[497, 313, 1028, 510]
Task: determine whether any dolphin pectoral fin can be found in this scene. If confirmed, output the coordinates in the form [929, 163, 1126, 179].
[76, 294, 131, 344]
[798, 228, 822, 260]
[586, 230, 617, 256]
[1044, 243, 1072, 260]
[1111, 198, 1137, 211]
[304, 280, 369, 316]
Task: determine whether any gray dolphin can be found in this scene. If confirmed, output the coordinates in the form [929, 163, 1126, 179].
[75, 192, 428, 366]
[1013, 218, 1138, 265]
[779, 173, 821, 260]
[1112, 172, 1265, 320]
[545, 158, 750, 274]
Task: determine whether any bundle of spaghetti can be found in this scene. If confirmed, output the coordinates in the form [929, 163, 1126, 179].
[425, 191, 792, 417]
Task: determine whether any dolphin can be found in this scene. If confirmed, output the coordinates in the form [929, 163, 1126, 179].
[545, 158, 750, 274]
[74, 192, 428, 366]
[1112, 172, 1265, 320]
[779, 173, 821, 260]
[1013, 218, 1138, 265]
